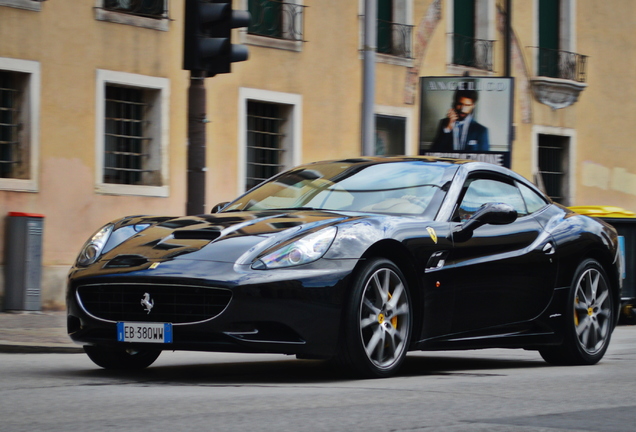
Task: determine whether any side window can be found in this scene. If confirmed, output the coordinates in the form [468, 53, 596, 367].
[518, 182, 549, 214]
[455, 177, 527, 222]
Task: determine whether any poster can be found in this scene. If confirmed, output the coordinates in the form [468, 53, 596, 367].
[419, 77, 514, 167]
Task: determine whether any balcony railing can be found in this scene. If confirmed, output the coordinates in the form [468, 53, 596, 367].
[248, 0, 306, 42]
[377, 20, 413, 59]
[531, 47, 588, 83]
[103, 0, 167, 20]
[450, 33, 495, 72]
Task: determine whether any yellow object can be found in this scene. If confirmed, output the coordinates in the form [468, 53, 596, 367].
[568, 206, 636, 218]
[575, 297, 580, 327]
[426, 227, 438, 244]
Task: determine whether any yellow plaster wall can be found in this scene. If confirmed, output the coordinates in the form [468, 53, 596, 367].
[2, 0, 636, 307]
[0, 2, 189, 266]
[574, 1, 636, 210]
[205, 0, 364, 205]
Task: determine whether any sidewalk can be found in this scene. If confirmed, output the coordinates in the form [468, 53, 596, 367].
[0, 311, 83, 353]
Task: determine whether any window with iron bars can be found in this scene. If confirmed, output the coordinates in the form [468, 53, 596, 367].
[246, 101, 286, 191]
[538, 134, 569, 205]
[0, 71, 29, 180]
[103, 0, 167, 19]
[103, 85, 158, 186]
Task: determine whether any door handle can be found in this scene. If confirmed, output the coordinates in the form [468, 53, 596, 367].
[543, 242, 555, 255]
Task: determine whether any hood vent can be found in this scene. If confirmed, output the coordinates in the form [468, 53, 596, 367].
[173, 228, 222, 241]
[105, 255, 149, 268]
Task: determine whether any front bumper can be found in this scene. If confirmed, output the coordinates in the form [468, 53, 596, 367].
[67, 259, 355, 358]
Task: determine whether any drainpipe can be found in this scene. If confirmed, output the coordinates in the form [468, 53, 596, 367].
[504, 0, 512, 77]
[361, 0, 377, 156]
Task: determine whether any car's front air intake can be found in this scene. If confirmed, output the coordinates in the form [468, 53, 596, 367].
[76, 283, 232, 324]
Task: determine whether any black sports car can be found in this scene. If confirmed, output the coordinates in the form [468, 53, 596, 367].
[67, 157, 623, 378]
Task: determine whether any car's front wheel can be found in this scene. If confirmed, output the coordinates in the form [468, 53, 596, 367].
[337, 258, 412, 378]
[84, 345, 161, 370]
[540, 258, 614, 365]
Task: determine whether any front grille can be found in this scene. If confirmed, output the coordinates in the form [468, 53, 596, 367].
[77, 283, 232, 324]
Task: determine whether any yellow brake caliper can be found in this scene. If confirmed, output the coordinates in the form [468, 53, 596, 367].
[574, 296, 580, 326]
[387, 292, 398, 328]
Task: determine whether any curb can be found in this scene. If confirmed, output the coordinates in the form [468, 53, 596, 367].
[0, 342, 84, 354]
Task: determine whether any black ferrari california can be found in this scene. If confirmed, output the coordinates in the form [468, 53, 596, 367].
[67, 157, 623, 377]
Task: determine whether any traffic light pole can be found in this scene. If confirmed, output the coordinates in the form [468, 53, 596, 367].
[186, 71, 207, 216]
[183, 0, 251, 215]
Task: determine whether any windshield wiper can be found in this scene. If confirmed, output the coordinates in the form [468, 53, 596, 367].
[223, 206, 323, 213]
[273, 207, 320, 211]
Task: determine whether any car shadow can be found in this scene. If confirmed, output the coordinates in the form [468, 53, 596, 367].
[399, 353, 546, 377]
[65, 351, 548, 385]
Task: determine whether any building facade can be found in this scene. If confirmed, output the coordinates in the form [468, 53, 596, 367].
[1, 0, 635, 309]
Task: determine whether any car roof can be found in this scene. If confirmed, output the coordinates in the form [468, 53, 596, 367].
[301, 156, 545, 199]
[304, 156, 470, 167]
[302, 156, 515, 179]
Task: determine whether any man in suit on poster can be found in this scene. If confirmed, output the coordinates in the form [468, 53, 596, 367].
[431, 88, 490, 152]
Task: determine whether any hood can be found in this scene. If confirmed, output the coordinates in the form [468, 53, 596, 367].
[96, 210, 353, 267]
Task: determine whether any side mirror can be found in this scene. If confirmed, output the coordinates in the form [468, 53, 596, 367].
[211, 202, 230, 214]
[453, 202, 518, 242]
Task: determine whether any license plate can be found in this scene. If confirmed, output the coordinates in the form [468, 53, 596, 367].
[117, 322, 173, 343]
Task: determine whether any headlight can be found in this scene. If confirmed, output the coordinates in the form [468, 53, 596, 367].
[253, 226, 337, 269]
[76, 224, 113, 267]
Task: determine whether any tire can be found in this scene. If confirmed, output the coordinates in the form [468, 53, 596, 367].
[540, 258, 614, 366]
[337, 258, 412, 378]
[84, 345, 161, 370]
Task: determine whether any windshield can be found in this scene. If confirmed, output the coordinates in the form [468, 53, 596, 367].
[223, 160, 450, 215]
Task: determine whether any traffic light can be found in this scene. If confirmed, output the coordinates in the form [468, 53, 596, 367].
[183, 0, 250, 77]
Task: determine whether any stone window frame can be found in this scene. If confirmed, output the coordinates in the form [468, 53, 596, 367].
[0, 57, 40, 193]
[95, 69, 170, 197]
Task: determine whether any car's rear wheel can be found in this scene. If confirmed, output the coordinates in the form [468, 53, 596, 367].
[84, 345, 161, 370]
[337, 258, 412, 378]
[540, 258, 614, 365]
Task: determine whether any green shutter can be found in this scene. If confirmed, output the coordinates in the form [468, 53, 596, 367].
[539, 0, 560, 77]
[377, 0, 393, 54]
[248, 0, 283, 38]
[453, 0, 475, 66]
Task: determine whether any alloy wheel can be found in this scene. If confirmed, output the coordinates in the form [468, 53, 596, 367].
[573, 267, 612, 355]
[359, 267, 410, 370]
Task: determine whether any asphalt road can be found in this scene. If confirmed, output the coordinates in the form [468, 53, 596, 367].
[1, 326, 635, 432]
